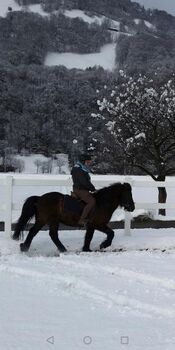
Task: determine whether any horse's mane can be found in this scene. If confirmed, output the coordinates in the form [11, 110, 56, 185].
[94, 182, 123, 206]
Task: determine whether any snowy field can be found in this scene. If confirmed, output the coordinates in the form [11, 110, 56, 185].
[1, 229, 175, 350]
[44, 43, 117, 70]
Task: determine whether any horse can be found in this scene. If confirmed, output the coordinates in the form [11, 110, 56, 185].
[12, 182, 135, 253]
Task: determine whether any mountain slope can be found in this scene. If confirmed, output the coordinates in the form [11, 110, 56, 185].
[1, 0, 175, 74]
[0, 0, 175, 169]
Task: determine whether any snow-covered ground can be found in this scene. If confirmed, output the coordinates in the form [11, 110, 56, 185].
[134, 18, 156, 30]
[45, 43, 116, 70]
[1, 229, 175, 350]
[64, 9, 120, 30]
[64, 9, 104, 24]
[28, 4, 49, 17]
[0, 171, 175, 350]
[15, 153, 69, 174]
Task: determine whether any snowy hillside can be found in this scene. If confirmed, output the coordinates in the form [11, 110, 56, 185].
[0, 1, 118, 70]
[64, 9, 105, 24]
[0, 1, 52, 17]
[64, 9, 120, 30]
[1, 1, 175, 178]
[0, 1, 123, 70]
[0, 0, 21, 17]
[44, 8, 120, 70]
[0, 1, 160, 72]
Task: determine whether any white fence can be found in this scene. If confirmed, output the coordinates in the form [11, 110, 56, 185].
[0, 174, 175, 236]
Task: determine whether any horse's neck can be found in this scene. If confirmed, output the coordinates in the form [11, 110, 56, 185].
[109, 198, 120, 214]
[96, 187, 121, 214]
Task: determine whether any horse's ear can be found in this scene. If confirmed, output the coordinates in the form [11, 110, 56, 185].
[123, 183, 131, 190]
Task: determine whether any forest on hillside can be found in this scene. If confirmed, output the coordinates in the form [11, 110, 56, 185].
[1, 0, 175, 174]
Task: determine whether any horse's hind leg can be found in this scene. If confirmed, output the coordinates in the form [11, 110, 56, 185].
[20, 222, 43, 252]
[82, 225, 95, 252]
[49, 223, 67, 253]
[98, 225, 114, 249]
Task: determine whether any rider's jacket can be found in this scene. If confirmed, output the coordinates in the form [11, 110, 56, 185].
[71, 161, 95, 192]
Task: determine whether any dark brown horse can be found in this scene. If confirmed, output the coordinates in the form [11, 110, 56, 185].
[12, 183, 135, 253]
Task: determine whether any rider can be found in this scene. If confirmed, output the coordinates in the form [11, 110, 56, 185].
[71, 153, 96, 226]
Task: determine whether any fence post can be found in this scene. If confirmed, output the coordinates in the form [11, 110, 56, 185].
[124, 176, 134, 236]
[5, 175, 13, 237]
[124, 211, 132, 236]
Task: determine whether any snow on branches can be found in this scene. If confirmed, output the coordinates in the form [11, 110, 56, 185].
[90, 71, 175, 178]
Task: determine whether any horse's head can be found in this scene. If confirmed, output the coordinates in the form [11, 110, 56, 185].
[120, 183, 135, 212]
[95, 182, 135, 213]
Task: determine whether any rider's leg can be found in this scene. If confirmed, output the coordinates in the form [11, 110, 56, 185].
[74, 189, 95, 225]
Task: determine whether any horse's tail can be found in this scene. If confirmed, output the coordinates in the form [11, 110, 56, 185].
[12, 196, 39, 240]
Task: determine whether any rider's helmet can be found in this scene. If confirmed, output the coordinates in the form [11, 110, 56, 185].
[79, 153, 92, 163]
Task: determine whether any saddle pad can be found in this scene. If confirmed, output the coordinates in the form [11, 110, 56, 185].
[63, 195, 84, 215]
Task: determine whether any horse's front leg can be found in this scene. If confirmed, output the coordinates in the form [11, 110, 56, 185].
[98, 225, 115, 250]
[82, 225, 95, 252]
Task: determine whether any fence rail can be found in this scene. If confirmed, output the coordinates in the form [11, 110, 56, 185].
[0, 174, 175, 236]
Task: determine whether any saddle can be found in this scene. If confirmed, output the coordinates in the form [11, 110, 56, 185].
[63, 193, 85, 215]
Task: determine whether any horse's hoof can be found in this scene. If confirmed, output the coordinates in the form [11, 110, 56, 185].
[100, 242, 105, 249]
[100, 242, 110, 250]
[59, 247, 67, 253]
[12, 234, 19, 241]
[20, 243, 28, 252]
[82, 247, 92, 252]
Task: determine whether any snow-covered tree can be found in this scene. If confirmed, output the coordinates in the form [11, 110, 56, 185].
[91, 72, 175, 214]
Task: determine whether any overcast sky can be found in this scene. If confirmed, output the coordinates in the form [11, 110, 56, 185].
[132, 0, 175, 16]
